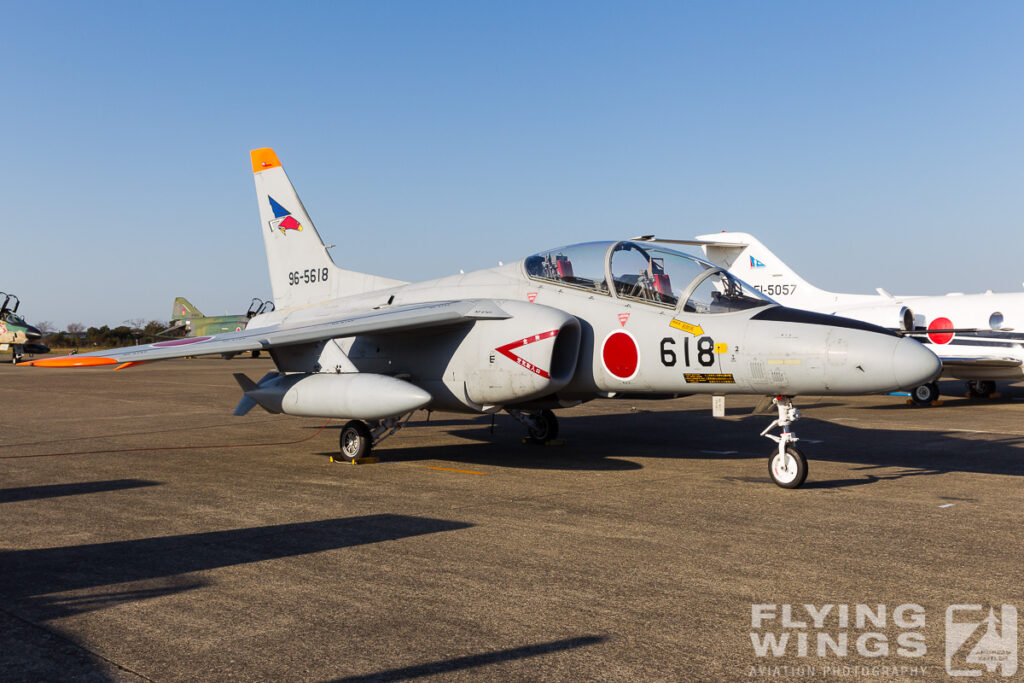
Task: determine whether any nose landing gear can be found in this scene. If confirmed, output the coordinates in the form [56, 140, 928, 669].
[761, 396, 808, 489]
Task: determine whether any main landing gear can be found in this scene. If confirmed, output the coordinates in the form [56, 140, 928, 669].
[336, 413, 415, 463]
[761, 396, 808, 489]
[966, 380, 996, 398]
[507, 408, 559, 443]
[910, 382, 940, 406]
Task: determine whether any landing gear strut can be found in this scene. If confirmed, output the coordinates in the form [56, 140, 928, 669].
[507, 408, 559, 443]
[336, 412, 416, 462]
[761, 396, 808, 489]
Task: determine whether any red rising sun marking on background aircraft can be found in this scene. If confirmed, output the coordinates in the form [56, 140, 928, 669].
[617, 312, 630, 327]
[494, 330, 559, 378]
[602, 330, 639, 380]
[927, 317, 954, 345]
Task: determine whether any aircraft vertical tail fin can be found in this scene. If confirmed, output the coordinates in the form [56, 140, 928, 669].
[693, 232, 826, 300]
[172, 297, 203, 321]
[250, 149, 404, 310]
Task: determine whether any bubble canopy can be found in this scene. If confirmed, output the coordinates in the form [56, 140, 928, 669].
[523, 240, 773, 313]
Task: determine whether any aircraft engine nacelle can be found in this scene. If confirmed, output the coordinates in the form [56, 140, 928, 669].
[832, 304, 915, 332]
[455, 302, 582, 408]
[244, 372, 432, 420]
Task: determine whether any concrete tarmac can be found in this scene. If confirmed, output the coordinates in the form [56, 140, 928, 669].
[1, 358, 1022, 681]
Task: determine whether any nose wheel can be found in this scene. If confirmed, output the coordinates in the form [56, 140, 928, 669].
[769, 445, 807, 489]
[760, 396, 808, 489]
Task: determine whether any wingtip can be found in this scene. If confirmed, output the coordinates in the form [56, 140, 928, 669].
[250, 148, 281, 173]
[18, 356, 119, 368]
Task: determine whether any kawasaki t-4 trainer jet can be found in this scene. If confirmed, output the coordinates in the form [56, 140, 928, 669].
[0, 293, 48, 364]
[21, 150, 941, 488]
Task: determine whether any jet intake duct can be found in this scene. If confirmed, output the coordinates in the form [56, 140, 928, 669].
[461, 303, 581, 406]
[234, 372, 431, 420]
[832, 304, 915, 331]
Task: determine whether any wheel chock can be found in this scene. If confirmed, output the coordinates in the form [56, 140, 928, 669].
[329, 456, 380, 464]
[931, 400, 944, 406]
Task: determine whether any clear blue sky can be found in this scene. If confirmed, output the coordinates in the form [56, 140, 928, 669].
[4, 1, 1022, 328]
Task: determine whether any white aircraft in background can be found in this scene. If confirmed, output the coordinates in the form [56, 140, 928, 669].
[653, 232, 1022, 405]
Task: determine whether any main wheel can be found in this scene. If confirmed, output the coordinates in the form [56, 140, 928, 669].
[250, 350, 261, 359]
[911, 382, 939, 406]
[338, 420, 372, 462]
[768, 445, 808, 489]
[526, 409, 559, 442]
[967, 380, 995, 398]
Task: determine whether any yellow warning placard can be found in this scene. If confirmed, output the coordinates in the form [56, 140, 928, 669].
[669, 319, 704, 335]
[714, 343, 727, 354]
[684, 373, 736, 384]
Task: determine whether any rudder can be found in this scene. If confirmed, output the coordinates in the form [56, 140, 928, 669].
[250, 148, 404, 310]
[172, 297, 203, 321]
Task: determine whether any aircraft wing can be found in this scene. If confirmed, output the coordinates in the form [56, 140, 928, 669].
[20, 300, 511, 368]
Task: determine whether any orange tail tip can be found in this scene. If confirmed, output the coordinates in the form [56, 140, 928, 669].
[250, 148, 281, 173]
[18, 356, 119, 368]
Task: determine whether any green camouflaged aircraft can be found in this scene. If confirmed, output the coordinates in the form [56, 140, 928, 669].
[166, 297, 274, 357]
[0, 293, 49, 363]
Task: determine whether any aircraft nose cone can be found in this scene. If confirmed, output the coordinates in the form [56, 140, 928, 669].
[893, 337, 941, 389]
[25, 325, 42, 340]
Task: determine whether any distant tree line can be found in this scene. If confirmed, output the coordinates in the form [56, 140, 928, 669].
[37, 319, 182, 349]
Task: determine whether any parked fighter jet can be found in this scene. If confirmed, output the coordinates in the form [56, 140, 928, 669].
[675, 232, 1024, 405]
[0, 293, 48, 364]
[166, 297, 275, 337]
[20, 150, 940, 488]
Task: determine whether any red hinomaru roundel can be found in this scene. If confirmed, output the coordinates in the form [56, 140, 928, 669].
[601, 330, 639, 380]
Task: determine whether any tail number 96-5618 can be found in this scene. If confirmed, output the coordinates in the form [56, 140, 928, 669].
[289, 267, 329, 286]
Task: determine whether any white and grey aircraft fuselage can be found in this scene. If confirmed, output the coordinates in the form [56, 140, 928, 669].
[23, 150, 941, 488]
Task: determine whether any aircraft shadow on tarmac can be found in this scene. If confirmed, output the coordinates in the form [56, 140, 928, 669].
[328, 634, 608, 682]
[0, 478, 161, 504]
[0, 514, 473, 622]
[318, 405, 1024, 486]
